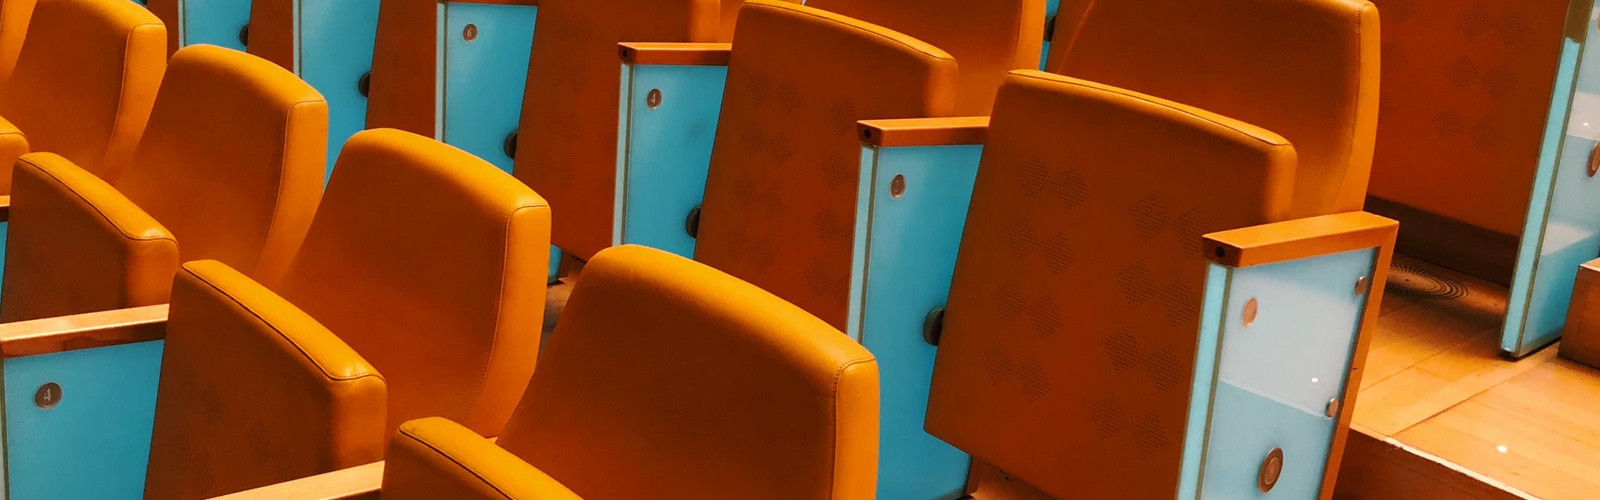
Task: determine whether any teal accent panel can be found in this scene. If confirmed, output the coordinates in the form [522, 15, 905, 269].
[442, 3, 537, 173]
[617, 64, 728, 259]
[855, 144, 982, 500]
[0, 221, 8, 308]
[1195, 249, 1374, 498]
[4, 341, 165, 499]
[1504, 2, 1600, 357]
[1041, 0, 1060, 70]
[179, 0, 250, 51]
[298, 0, 381, 178]
[1176, 262, 1230, 500]
[548, 245, 561, 285]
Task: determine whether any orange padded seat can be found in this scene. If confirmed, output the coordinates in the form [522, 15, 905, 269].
[809, 0, 1044, 115]
[694, 0, 957, 330]
[1045, 0, 1378, 219]
[144, 128, 551, 499]
[0, 0, 164, 194]
[924, 70, 1295, 499]
[516, 0, 721, 261]
[0, 44, 324, 323]
[0, 0, 36, 83]
[381, 245, 879, 499]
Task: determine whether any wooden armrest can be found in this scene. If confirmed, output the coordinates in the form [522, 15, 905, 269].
[211, 461, 384, 500]
[858, 117, 989, 147]
[0, 304, 168, 358]
[1, 195, 10, 222]
[1203, 211, 1398, 268]
[618, 42, 732, 66]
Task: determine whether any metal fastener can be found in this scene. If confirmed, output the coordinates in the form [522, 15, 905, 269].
[647, 89, 663, 109]
[503, 130, 519, 159]
[685, 206, 702, 239]
[1258, 447, 1284, 493]
[239, 24, 250, 46]
[463, 24, 478, 42]
[890, 174, 906, 199]
[1242, 297, 1258, 327]
[1355, 276, 1370, 296]
[1588, 143, 1600, 177]
[35, 382, 61, 410]
[1326, 398, 1341, 418]
[357, 71, 372, 98]
[923, 307, 946, 346]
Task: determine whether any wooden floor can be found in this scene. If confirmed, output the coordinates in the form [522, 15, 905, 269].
[1343, 255, 1600, 499]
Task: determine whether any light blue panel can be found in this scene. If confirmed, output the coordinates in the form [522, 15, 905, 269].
[547, 245, 561, 285]
[298, 0, 381, 177]
[442, 3, 537, 173]
[1195, 249, 1374, 498]
[179, 0, 250, 51]
[855, 145, 982, 500]
[1041, 0, 1060, 70]
[1176, 262, 1230, 500]
[0, 221, 8, 308]
[1504, 4, 1600, 357]
[4, 341, 164, 499]
[618, 64, 728, 258]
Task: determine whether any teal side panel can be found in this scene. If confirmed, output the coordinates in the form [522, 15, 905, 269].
[1504, 2, 1600, 356]
[618, 64, 728, 259]
[0, 221, 7, 308]
[179, 0, 250, 51]
[442, 3, 537, 173]
[298, 0, 381, 177]
[1176, 262, 1230, 500]
[856, 145, 982, 500]
[1041, 0, 1060, 70]
[3, 341, 165, 499]
[1198, 249, 1374, 498]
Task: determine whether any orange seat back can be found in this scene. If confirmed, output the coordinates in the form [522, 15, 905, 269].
[1046, 0, 1378, 218]
[0, 0, 164, 192]
[275, 128, 550, 436]
[809, 0, 1044, 115]
[0, 45, 323, 323]
[497, 245, 880, 498]
[515, 0, 721, 260]
[924, 71, 1295, 498]
[694, 0, 957, 330]
[0, 0, 37, 83]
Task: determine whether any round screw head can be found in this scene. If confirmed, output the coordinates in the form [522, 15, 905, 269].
[357, 71, 372, 98]
[890, 174, 906, 199]
[463, 24, 478, 42]
[1258, 447, 1284, 493]
[1355, 276, 1370, 296]
[35, 382, 61, 410]
[647, 89, 663, 109]
[685, 206, 702, 239]
[239, 24, 250, 46]
[922, 307, 946, 346]
[1242, 297, 1259, 327]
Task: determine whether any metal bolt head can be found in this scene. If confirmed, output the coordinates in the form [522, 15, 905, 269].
[922, 307, 947, 346]
[1258, 447, 1284, 493]
[463, 24, 478, 42]
[1355, 276, 1370, 296]
[890, 174, 906, 199]
[1588, 143, 1600, 177]
[1326, 398, 1341, 418]
[239, 24, 250, 46]
[1242, 297, 1259, 327]
[647, 89, 663, 109]
[35, 382, 61, 410]
[357, 71, 372, 98]
[685, 206, 702, 239]
[503, 130, 519, 159]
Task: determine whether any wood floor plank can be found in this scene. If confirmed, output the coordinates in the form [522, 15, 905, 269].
[1397, 401, 1600, 500]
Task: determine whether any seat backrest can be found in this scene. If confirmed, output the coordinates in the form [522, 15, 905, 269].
[718, 0, 799, 40]
[924, 70, 1295, 498]
[1046, 0, 1377, 219]
[0, 0, 164, 192]
[114, 44, 326, 289]
[515, 0, 720, 260]
[694, 0, 957, 330]
[0, 0, 37, 83]
[275, 128, 550, 437]
[497, 244, 879, 499]
[808, 0, 1044, 115]
[145, 259, 388, 499]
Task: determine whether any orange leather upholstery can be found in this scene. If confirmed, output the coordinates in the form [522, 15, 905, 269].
[0, 0, 36, 83]
[0, 152, 179, 322]
[924, 70, 1296, 499]
[808, 0, 1044, 115]
[717, 0, 799, 41]
[489, 244, 878, 498]
[0, 0, 164, 193]
[380, 417, 581, 500]
[694, 0, 957, 330]
[145, 260, 388, 499]
[516, 0, 721, 260]
[1046, 0, 1378, 219]
[145, 129, 551, 498]
[275, 128, 549, 436]
[145, 0, 178, 58]
[0, 45, 325, 323]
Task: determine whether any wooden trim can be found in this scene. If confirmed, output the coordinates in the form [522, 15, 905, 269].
[618, 42, 732, 66]
[0, 305, 168, 358]
[858, 117, 989, 147]
[1331, 426, 1535, 500]
[1560, 259, 1600, 369]
[1364, 196, 1518, 287]
[0, 195, 9, 222]
[1203, 211, 1399, 268]
[213, 461, 384, 500]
